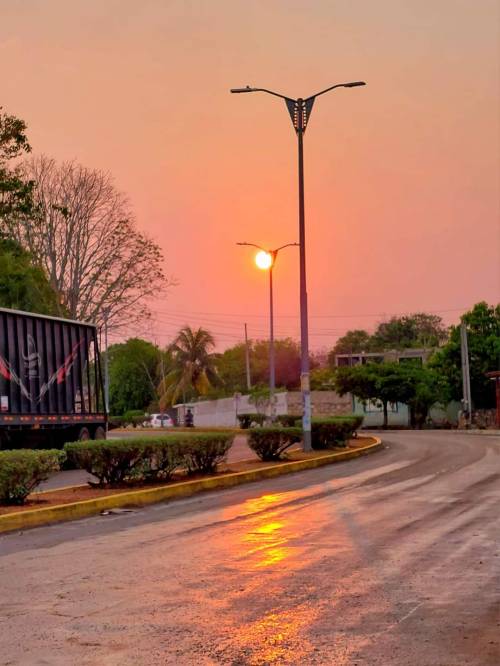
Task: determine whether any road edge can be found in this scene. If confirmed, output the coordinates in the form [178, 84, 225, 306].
[0, 437, 382, 534]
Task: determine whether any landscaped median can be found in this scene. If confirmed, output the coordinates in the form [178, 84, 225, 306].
[0, 429, 382, 532]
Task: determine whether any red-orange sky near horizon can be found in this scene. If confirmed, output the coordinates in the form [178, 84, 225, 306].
[1, 0, 499, 350]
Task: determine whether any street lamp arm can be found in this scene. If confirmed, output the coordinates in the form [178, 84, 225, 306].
[304, 81, 366, 102]
[230, 86, 295, 103]
[236, 241, 266, 252]
[274, 242, 299, 253]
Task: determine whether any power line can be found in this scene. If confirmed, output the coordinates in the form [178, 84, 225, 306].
[108, 305, 469, 349]
[153, 305, 469, 320]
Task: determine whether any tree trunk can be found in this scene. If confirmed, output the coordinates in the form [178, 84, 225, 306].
[382, 401, 389, 429]
[409, 405, 416, 429]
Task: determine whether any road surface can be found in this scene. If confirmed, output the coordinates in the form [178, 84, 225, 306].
[1, 431, 499, 665]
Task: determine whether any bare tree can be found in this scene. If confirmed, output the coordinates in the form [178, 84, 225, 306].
[2, 155, 171, 329]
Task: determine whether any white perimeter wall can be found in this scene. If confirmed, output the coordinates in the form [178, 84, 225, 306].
[175, 393, 288, 428]
[175, 391, 352, 427]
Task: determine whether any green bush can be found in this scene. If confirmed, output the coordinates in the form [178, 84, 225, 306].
[141, 440, 186, 481]
[65, 433, 235, 486]
[237, 413, 266, 429]
[182, 434, 234, 474]
[0, 449, 65, 505]
[276, 414, 302, 427]
[65, 439, 146, 485]
[123, 410, 145, 427]
[248, 427, 302, 461]
[108, 415, 125, 429]
[310, 416, 363, 450]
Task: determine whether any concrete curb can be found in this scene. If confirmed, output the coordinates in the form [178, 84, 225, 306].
[0, 438, 382, 534]
[460, 429, 500, 437]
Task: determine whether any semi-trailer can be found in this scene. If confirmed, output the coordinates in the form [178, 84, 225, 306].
[0, 307, 106, 448]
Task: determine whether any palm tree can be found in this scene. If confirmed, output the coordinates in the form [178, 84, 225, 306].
[159, 326, 219, 406]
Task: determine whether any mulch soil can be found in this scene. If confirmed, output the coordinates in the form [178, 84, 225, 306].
[0, 437, 373, 516]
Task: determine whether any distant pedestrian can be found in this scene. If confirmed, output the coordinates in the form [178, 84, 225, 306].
[185, 408, 194, 427]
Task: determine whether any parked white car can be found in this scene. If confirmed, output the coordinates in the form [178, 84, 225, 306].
[144, 414, 174, 428]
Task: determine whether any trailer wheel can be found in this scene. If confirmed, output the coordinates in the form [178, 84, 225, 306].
[94, 426, 106, 440]
[78, 427, 91, 441]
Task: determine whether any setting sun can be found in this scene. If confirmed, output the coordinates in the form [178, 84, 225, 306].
[255, 250, 273, 270]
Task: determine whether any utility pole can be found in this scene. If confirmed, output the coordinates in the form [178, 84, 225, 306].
[103, 310, 110, 430]
[159, 344, 166, 427]
[460, 322, 472, 426]
[244, 323, 252, 390]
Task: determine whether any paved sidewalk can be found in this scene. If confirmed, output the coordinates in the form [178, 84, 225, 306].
[37, 432, 254, 492]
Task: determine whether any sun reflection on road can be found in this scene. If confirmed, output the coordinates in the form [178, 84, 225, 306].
[238, 493, 300, 569]
[217, 490, 340, 663]
[243, 519, 289, 568]
[228, 603, 319, 665]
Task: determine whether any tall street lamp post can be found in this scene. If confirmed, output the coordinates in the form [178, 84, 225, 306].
[231, 80, 366, 451]
[237, 242, 298, 421]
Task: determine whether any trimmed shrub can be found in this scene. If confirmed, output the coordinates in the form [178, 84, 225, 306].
[237, 413, 266, 429]
[65, 439, 146, 486]
[139, 440, 186, 481]
[0, 449, 65, 505]
[182, 434, 234, 474]
[123, 410, 146, 427]
[248, 427, 302, 461]
[65, 433, 235, 485]
[310, 416, 363, 450]
[108, 415, 125, 429]
[276, 414, 302, 427]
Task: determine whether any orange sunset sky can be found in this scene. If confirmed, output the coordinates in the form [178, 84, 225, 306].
[1, 0, 499, 350]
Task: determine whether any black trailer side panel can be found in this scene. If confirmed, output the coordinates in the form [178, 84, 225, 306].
[0, 309, 104, 421]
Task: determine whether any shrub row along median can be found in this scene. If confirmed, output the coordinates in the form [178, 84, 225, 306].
[0, 434, 234, 505]
[64, 433, 234, 486]
[0, 417, 364, 506]
[0, 437, 382, 533]
[247, 416, 364, 461]
[0, 449, 65, 505]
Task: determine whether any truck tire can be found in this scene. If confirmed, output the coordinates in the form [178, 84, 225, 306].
[0, 430, 9, 450]
[78, 427, 91, 441]
[94, 426, 106, 440]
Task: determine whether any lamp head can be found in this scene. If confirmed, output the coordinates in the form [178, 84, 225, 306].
[255, 250, 273, 270]
[343, 81, 366, 88]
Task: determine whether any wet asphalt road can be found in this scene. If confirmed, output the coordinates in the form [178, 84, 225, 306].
[0, 431, 499, 665]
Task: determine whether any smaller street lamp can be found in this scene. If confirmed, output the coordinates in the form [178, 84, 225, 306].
[237, 241, 298, 420]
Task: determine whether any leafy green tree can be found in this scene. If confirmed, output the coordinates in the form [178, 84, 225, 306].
[0, 237, 62, 315]
[370, 313, 447, 351]
[108, 338, 161, 415]
[251, 338, 301, 390]
[335, 362, 415, 428]
[310, 367, 336, 390]
[214, 337, 302, 395]
[430, 302, 500, 409]
[248, 385, 272, 414]
[161, 327, 219, 405]
[0, 108, 34, 224]
[328, 314, 448, 366]
[215, 343, 249, 394]
[404, 366, 444, 428]
[328, 330, 372, 365]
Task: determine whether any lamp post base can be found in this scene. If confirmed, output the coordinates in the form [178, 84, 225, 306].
[301, 373, 312, 451]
